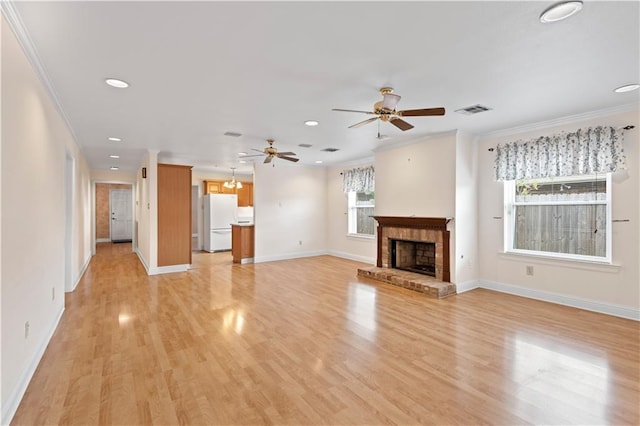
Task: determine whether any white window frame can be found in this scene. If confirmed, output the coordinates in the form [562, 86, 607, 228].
[504, 173, 612, 263]
[347, 191, 375, 238]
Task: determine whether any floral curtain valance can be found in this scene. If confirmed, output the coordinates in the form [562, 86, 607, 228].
[494, 126, 627, 181]
[343, 165, 374, 193]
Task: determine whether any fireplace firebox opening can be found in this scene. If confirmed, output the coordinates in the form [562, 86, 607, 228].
[391, 239, 436, 277]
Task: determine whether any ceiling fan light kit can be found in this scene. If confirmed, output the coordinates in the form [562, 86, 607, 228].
[333, 87, 445, 132]
[242, 139, 300, 164]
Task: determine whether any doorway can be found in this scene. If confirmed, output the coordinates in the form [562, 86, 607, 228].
[95, 183, 133, 243]
[110, 188, 133, 242]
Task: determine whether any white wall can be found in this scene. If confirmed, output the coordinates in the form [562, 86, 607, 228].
[374, 133, 458, 281]
[136, 152, 158, 272]
[454, 131, 479, 286]
[477, 110, 639, 312]
[253, 163, 327, 262]
[1, 16, 92, 424]
[326, 163, 376, 264]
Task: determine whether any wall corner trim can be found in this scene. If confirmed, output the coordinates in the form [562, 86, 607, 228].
[1, 306, 65, 426]
[454, 280, 480, 293]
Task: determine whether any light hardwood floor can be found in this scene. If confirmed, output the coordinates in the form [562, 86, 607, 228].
[11, 243, 640, 425]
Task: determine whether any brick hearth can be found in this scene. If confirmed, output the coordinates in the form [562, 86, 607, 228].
[358, 266, 456, 299]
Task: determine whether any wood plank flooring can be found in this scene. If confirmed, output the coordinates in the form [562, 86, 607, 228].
[11, 243, 640, 425]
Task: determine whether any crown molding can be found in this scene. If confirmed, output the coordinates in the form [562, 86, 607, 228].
[479, 103, 639, 141]
[2, 0, 78, 143]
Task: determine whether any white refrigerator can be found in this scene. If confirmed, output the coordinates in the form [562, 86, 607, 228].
[203, 194, 237, 252]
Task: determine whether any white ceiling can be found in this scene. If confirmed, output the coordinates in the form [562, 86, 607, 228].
[8, 1, 640, 175]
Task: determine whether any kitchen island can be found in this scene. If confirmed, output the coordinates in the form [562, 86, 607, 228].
[231, 223, 254, 264]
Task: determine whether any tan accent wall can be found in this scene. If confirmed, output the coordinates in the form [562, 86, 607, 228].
[157, 164, 192, 266]
[95, 183, 132, 239]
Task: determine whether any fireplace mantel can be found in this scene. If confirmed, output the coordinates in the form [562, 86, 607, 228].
[373, 216, 451, 282]
[373, 216, 449, 230]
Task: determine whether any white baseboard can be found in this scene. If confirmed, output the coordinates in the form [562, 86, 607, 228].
[254, 250, 328, 264]
[69, 253, 92, 292]
[148, 264, 190, 275]
[96, 238, 110, 243]
[454, 280, 480, 294]
[136, 250, 151, 274]
[476, 279, 639, 321]
[1, 305, 65, 426]
[135, 251, 190, 275]
[327, 250, 375, 265]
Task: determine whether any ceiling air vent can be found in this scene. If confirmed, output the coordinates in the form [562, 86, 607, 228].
[223, 131, 242, 137]
[298, 143, 313, 148]
[321, 148, 340, 152]
[455, 104, 492, 115]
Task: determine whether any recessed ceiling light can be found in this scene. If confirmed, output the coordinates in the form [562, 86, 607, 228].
[108, 137, 122, 142]
[614, 84, 640, 93]
[540, 1, 583, 23]
[239, 160, 247, 164]
[110, 166, 119, 171]
[238, 152, 247, 156]
[105, 78, 129, 88]
[315, 160, 323, 164]
[304, 120, 319, 126]
[109, 154, 120, 159]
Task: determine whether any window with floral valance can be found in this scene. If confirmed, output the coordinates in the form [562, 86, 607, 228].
[495, 125, 627, 262]
[343, 165, 375, 193]
[494, 126, 626, 181]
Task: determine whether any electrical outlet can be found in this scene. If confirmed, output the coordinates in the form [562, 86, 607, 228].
[25, 321, 30, 339]
[526, 265, 534, 276]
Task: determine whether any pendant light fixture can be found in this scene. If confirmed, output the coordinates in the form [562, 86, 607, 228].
[223, 167, 243, 189]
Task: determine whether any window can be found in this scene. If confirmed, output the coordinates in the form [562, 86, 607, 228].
[348, 191, 375, 236]
[504, 174, 611, 262]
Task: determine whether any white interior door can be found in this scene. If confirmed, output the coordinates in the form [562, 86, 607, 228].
[110, 188, 133, 242]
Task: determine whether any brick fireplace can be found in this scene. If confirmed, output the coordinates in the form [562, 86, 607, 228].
[375, 216, 450, 282]
[391, 240, 436, 277]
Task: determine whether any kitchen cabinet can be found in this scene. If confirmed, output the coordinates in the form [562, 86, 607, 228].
[237, 183, 253, 207]
[203, 180, 221, 194]
[231, 224, 254, 264]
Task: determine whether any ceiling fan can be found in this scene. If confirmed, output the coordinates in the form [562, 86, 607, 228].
[333, 87, 445, 131]
[244, 139, 299, 164]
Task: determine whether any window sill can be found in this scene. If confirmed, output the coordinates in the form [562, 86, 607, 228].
[498, 251, 621, 273]
[347, 233, 375, 241]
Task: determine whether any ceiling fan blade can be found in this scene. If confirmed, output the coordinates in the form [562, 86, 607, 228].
[398, 107, 446, 117]
[332, 108, 377, 115]
[251, 148, 266, 153]
[278, 155, 300, 162]
[277, 151, 296, 156]
[240, 154, 264, 158]
[390, 118, 414, 131]
[264, 155, 274, 164]
[348, 117, 380, 129]
[382, 93, 401, 111]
